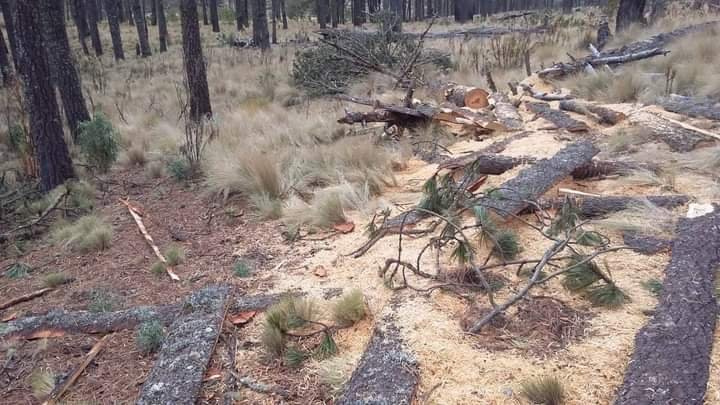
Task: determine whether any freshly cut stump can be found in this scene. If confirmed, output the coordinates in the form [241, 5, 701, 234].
[337, 313, 418, 405]
[526, 102, 590, 132]
[615, 210, 720, 405]
[136, 285, 229, 405]
[479, 140, 599, 218]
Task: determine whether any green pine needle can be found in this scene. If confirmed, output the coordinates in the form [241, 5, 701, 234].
[316, 333, 338, 359]
[641, 279, 663, 297]
[585, 283, 629, 308]
[285, 346, 308, 368]
[562, 256, 601, 291]
[491, 230, 521, 260]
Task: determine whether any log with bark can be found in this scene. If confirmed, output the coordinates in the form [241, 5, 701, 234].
[317, 25, 547, 41]
[526, 102, 590, 132]
[489, 93, 523, 130]
[444, 84, 489, 108]
[478, 140, 599, 218]
[629, 110, 717, 152]
[622, 231, 671, 255]
[538, 21, 720, 80]
[574, 195, 689, 218]
[558, 100, 626, 125]
[136, 285, 230, 405]
[337, 311, 418, 405]
[658, 94, 720, 121]
[615, 209, 720, 404]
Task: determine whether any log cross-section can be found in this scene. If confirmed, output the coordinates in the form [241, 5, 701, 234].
[136, 285, 230, 405]
[615, 209, 720, 404]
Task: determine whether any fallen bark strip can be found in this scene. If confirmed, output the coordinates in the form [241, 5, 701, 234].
[559, 100, 626, 125]
[337, 312, 418, 405]
[622, 231, 671, 255]
[0, 288, 55, 311]
[136, 285, 230, 405]
[526, 102, 590, 132]
[43, 334, 111, 405]
[538, 21, 720, 79]
[615, 209, 720, 405]
[629, 110, 714, 152]
[478, 140, 599, 218]
[659, 94, 720, 121]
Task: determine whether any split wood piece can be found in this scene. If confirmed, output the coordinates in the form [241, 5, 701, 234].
[622, 232, 671, 255]
[629, 111, 715, 152]
[520, 83, 573, 101]
[538, 21, 720, 79]
[558, 100, 626, 125]
[574, 195, 690, 218]
[478, 140, 599, 218]
[0, 288, 55, 311]
[659, 94, 720, 121]
[121, 199, 180, 281]
[615, 209, 720, 404]
[337, 313, 418, 405]
[526, 102, 590, 132]
[0, 305, 180, 340]
[444, 85, 489, 108]
[489, 93, 523, 130]
[42, 334, 111, 405]
[136, 285, 230, 405]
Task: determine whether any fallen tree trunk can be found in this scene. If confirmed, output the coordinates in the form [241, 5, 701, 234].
[569, 159, 660, 179]
[490, 93, 523, 130]
[478, 140, 599, 218]
[538, 21, 720, 79]
[337, 312, 418, 405]
[615, 209, 720, 405]
[574, 194, 689, 217]
[526, 102, 590, 132]
[136, 285, 230, 405]
[622, 231, 671, 255]
[630, 110, 715, 152]
[559, 100, 627, 125]
[659, 94, 720, 121]
[317, 25, 547, 41]
[520, 83, 573, 101]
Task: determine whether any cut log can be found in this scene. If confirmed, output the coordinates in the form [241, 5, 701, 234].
[570, 159, 660, 180]
[558, 100, 626, 125]
[575, 195, 689, 217]
[489, 93, 523, 130]
[659, 94, 720, 121]
[622, 231, 671, 255]
[478, 140, 599, 218]
[538, 21, 720, 79]
[444, 85, 489, 108]
[615, 209, 720, 404]
[437, 132, 530, 170]
[318, 25, 547, 41]
[520, 83, 573, 101]
[136, 285, 230, 405]
[337, 312, 418, 405]
[526, 102, 590, 132]
[629, 110, 714, 151]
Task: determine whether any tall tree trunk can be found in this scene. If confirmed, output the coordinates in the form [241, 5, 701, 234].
[86, 0, 103, 55]
[0, 0, 19, 70]
[252, 0, 269, 49]
[280, 0, 287, 29]
[425, 0, 432, 19]
[179, 0, 212, 121]
[338, 0, 344, 23]
[202, 0, 209, 25]
[126, 0, 134, 25]
[317, 0, 328, 28]
[131, 0, 151, 56]
[104, 0, 125, 60]
[352, 0, 365, 25]
[454, 0, 472, 22]
[616, 0, 646, 32]
[150, 0, 158, 24]
[389, 0, 402, 31]
[0, 23, 11, 84]
[235, 0, 245, 29]
[15, 0, 75, 192]
[330, 0, 338, 27]
[271, 0, 277, 43]
[209, 0, 220, 31]
[158, 0, 168, 51]
[119, 0, 126, 22]
[70, 0, 90, 55]
[39, 0, 91, 137]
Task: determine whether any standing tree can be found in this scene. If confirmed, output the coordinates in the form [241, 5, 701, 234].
[1, 0, 20, 69]
[70, 0, 91, 55]
[616, 0, 646, 32]
[235, 0, 248, 29]
[0, 26, 11, 84]
[317, 0, 329, 29]
[104, 0, 125, 60]
[351, 0, 366, 26]
[126, 0, 135, 25]
[271, 0, 278, 43]
[209, 0, 220, 32]
[158, 0, 168, 52]
[280, 0, 287, 29]
[15, 0, 75, 191]
[179, 0, 212, 121]
[86, 0, 103, 56]
[252, 0, 270, 49]
[454, 0, 472, 23]
[388, 0, 402, 31]
[202, 0, 209, 25]
[150, 0, 158, 25]
[132, 0, 152, 56]
[39, 0, 91, 137]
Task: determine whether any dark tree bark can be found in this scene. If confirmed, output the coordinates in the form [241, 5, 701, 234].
[15, 0, 75, 192]
[330, 0, 338, 27]
[454, 0, 473, 22]
[367, 0, 377, 13]
[425, 0, 432, 19]
[70, 0, 90, 55]
[118, 0, 126, 22]
[270, 0, 277, 43]
[150, 0, 157, 24]
[388, 0, 402, 31]
[39, 0, 91, 137]
[0, 16, 11, 84]
[126, 0, 134, 25]
[317, 0, 328, 28]
[616, 0, 646, 32]
[179, 0, 212, 121]
[209, 0, 220, 32]
[414, 0, 422, 20]
[562, 0, 572, 13]
[235, 0, 247, 29]
[337, 0, 344, 24]
[132, 0, 152, 56]
[158, 0, 168, 52]
[86, 0, 103, 55]
[352, 0, 365, 25]
[252, 0, 270, 49]
[202, 0, 209, 25]
[280, 0, 287, 29]
[104, 0, 125, 60]
[0, 0, 19, 70]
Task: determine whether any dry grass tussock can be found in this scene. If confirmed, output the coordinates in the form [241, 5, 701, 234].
[50, 215, 112, 253]
[594, 199, 677, 238]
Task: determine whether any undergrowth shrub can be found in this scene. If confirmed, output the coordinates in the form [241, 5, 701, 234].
[332, 289, 366, 327]
[164, 245, 185, 266]
[88, 289, 118, 312]
[77, 113, 120, 172]
[51, 215, 112, 253]
[136, 320, 164, 355]
[43, 272, 70, 288]
[233, 260, 253, 277]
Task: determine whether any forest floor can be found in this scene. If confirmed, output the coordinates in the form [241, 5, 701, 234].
[2, 5, 720, 405]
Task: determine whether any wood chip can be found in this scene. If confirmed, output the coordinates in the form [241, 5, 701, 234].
[333, 221, 355, 233]
[314, 266, 328, 277]
[228, 311, 257, 325]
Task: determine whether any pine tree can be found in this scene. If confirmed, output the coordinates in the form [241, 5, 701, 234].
[616, 0, 646, 32]
[104, 0, 125, 60]
[70, 0, 91, 55]
[252, 0, 270, 49]
[158, 0, 168, 52]
[86, 0, 103, 56]
[209, 0, 220, 32]
[179, 0, 212, 121]
[132, 0, 152, 56]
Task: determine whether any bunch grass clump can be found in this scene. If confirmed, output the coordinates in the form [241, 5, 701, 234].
[164, 245, 185, 266]
[77, 113, 120, 172]
[29, 368, 56, 399]
[42, 272, 70, 288]
[88, 290, 118, 313]
[4, 262, 31, 279]
[136, 320, 164, 355]
[150, 261, 167, 276]
[332, 289, 366, 327]
[51, 215, 112, 253]
[232, 260, 253, 277]
[520, 375, 565, 405]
